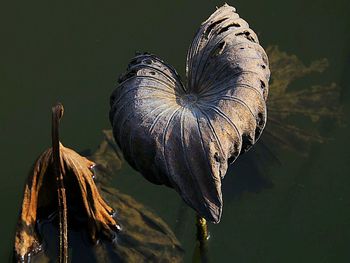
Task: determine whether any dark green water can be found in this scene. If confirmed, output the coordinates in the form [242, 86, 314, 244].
[1, 0, 350, 262]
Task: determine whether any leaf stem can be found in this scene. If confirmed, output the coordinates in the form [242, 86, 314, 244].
[52, 103, 68, 263]
[196, 214, 209, 262]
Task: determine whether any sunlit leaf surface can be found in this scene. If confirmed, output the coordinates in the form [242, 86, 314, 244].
[110, 4, 270, 223]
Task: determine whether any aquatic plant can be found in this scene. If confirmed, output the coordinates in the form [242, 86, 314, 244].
[109, 4, 270, 223]
[14, 104, 118, 262]
[14, 105, 183, 262]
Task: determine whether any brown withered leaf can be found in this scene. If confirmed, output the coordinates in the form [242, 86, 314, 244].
[20, 131, 183, 263]
[14, 106, 119, 262]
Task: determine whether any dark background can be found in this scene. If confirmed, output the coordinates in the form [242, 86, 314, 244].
[1, 1, 349, 262]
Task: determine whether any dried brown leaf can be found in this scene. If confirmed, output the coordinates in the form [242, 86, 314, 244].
[14, 143, 119, 261]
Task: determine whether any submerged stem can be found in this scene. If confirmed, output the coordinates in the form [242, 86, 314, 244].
[52, 103, 68, 263]
[196, 215, 209, 262]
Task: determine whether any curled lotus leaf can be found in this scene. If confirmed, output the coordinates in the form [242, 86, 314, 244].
[110, 4, 270, 223]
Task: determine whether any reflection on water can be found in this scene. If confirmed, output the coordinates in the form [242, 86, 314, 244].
[265, 46, 342, 151]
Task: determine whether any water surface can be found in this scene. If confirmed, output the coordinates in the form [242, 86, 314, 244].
[1, 0, 349, 262]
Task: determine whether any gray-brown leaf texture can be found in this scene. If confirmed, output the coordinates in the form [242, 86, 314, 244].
[110, 4, 270, 223]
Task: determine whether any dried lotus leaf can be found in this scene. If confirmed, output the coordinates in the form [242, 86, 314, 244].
[14, 144, 119, 262]
[19, 131, 183, 263]
[110, 4, 270, 223]
[14, 105, 119, 262]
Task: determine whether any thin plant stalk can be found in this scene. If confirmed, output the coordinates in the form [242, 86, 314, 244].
[196, 215, 209, 263]
[52, 103, 68, 263]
